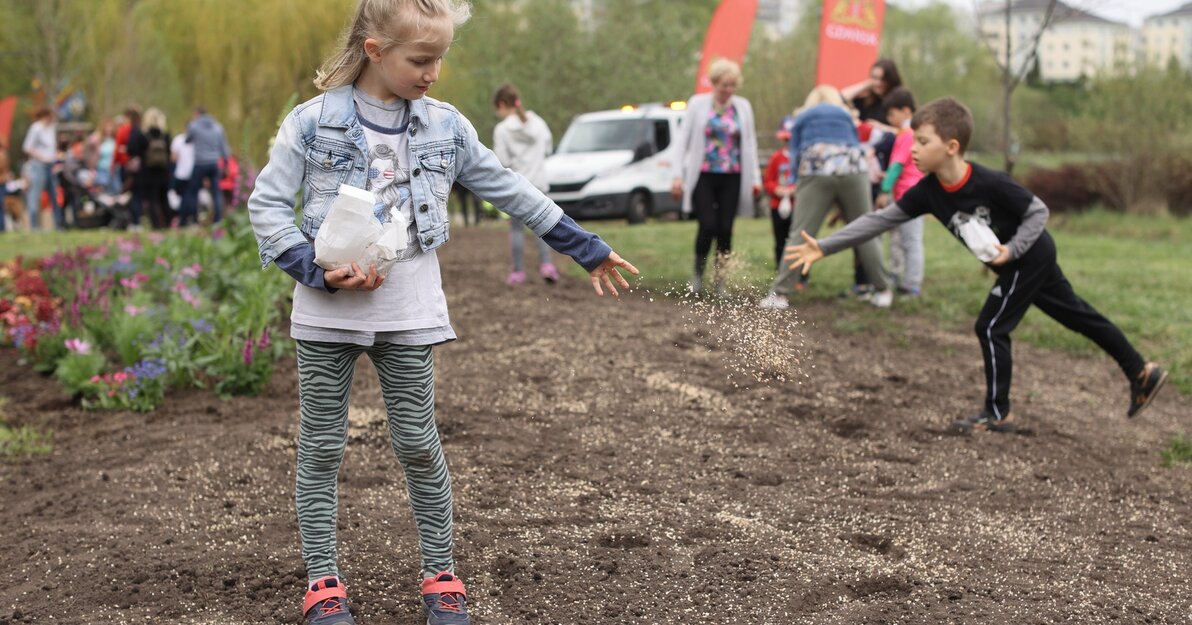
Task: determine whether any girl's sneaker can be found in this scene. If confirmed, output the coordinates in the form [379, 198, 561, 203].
[303, 576, 356, 625]
[539, 263, 559, 283]
[421, 572, 471, 625]
[505, 271, 526, 286]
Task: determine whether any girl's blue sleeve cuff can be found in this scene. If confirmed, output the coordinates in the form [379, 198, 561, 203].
[274, 243, 335, 292]
[541, 214, 612, 273]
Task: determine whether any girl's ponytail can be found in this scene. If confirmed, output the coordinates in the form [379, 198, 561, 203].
[493, 83, 527, 123]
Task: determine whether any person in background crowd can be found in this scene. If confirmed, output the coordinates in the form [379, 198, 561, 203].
[170, 121, 195, 225]
[762, 115, 801, 276]
[874, 87, 927, 298]
[22, 108, 62, 230]
[219, 152, 241, 211]
[92, 119, 119, 195]
[128, 107, 173, 229]
[670, 58, 760, 296]
[492, 83, 558, 285]
[759, 85, 891, 310]
[185, 105, 231, 224]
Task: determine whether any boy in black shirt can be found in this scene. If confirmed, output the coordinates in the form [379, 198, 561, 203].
[784, 97, 1168, 432]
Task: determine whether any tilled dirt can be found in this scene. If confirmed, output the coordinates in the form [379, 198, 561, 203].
[1, 224, 1189, 625]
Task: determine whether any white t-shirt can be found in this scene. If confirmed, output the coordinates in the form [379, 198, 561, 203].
[289, 90, 454, 345]
[171, 134, 195, 180]
[22, 120, 57, 164]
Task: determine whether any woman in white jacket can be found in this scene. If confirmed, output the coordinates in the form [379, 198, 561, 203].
[670, 59, 760, 294]
[493, 84, 559, 285]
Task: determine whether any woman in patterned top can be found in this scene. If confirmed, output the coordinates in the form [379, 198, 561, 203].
[670, 58, 760, 295]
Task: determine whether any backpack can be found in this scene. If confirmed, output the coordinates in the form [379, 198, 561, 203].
[145, 134, 169, 169]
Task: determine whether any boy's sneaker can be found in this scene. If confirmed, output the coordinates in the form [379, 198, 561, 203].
[758, 292, 790, 310]
[1128, 362, 1168, 418]
[951, 410, 1015, 433]
[422, 572, 471, 625]
[303, 577, 356, 625]
[539, 263, 559, 283]
[869, 289, 894, 308]
[505, 271, 526, 286]
[896, 286, 921, 299]
[839, 284, 875, 299]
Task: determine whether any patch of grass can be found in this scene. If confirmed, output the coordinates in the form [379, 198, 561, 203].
[579, 209, 1192, 394]
[0, 228, 131, 262]
[0, 399, 53, 458]
[1160, 433, 1192, 468]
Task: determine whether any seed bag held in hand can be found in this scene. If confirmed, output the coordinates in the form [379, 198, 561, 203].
[957, 219, 1001, 263]
[314, 184, 406, 277]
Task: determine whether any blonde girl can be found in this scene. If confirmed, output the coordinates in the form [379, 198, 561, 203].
[248, 1, 638, 624]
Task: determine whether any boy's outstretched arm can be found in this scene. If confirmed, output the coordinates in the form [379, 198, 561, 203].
[784, 231, 823, 276]
[589, 251, 640, 298]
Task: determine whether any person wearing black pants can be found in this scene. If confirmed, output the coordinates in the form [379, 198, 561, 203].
[784, 97, 1168, 431]
[670, 59, 760, 295]
[976, 232, 1145, 421]
[692, 172, 740, 292]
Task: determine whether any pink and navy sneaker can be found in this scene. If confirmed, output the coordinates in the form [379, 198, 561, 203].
[303, 576, 356, 625]
[505, 271, 526, 286]
[421, 571, 471, 625]
[539, 262, 559, 283]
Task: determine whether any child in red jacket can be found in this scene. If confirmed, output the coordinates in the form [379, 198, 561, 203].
[762, 117, 804, 288]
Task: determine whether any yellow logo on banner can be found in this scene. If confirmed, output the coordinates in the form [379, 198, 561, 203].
[830, 0, 878, 29]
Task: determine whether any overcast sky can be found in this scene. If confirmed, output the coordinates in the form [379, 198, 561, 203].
[888, 0, 1190, 26]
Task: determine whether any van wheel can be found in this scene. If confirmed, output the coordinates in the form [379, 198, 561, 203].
[627, 191, 650, 225]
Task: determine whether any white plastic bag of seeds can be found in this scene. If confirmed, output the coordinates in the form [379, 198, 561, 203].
[314, 184, 400, 277]
[957, 219, 1001, 263]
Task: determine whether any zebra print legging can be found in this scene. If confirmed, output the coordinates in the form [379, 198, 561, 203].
[295, 340, 454, 581]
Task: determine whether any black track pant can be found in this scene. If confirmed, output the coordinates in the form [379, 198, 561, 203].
[692, 172, 740, 275]
[975, 233, 1145, 418]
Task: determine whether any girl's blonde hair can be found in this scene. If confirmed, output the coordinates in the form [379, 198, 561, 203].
[797, 84, 856, 118]
[142, 107, 167, 132]
[315, 0, 472, 91]
[707, 58, 742, 87]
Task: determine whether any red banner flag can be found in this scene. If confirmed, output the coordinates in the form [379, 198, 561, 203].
[694, 0, 760, 94]
[0, 96, 17, 146]
[815, 0, 886, 89]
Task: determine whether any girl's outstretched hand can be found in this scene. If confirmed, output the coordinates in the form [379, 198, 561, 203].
[589, 251, 640, 298]
[783, 230, 823, 276]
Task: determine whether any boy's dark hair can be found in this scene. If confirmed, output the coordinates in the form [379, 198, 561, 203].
[911, 97, 974, 154]
[882, 87, 915, 114]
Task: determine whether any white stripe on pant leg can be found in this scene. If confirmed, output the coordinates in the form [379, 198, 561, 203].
[984, 271, 1020, 421]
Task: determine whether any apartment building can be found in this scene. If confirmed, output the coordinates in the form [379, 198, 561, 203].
[1143, 2, 1192, 69]
[979, 0, 1137, 81]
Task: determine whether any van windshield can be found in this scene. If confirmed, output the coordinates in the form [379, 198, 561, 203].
[556, 119, 647, 154]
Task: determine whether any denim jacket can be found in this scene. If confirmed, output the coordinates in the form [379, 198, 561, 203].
[249, 85, 564, 268]
[787, 104, 864, 184]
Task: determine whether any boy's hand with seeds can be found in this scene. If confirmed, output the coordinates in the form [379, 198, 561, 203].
[783, 230, 824, 276]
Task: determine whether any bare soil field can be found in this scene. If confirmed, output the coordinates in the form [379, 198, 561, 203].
[2, 224, 1188, 624]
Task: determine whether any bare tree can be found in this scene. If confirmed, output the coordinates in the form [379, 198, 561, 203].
[973, 0, 1060, 174]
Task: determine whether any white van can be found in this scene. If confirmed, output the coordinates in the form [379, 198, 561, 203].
[544, 102, 686, 224]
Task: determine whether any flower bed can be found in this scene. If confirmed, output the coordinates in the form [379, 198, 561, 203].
[0, 213, 292, 411]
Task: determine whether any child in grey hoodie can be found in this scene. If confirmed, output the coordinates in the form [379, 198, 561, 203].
[492, 84, 558, 285]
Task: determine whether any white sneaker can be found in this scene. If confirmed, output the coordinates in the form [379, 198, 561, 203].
[758, 292, 790, 310]
[869, 289, 894, 308]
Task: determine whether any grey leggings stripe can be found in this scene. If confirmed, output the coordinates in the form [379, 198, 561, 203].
[295, 340, 454, 581]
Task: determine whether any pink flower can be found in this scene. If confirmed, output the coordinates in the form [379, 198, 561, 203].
[242, 335, 254, 365]
[117, 239, 140, 253]
[124, 305, 146, 316]
[180, 264, 202, 278]
[64, 338, 92, 354]
[148, 233, 166, 244]
[90, 375, 101, 383]
[155, 257, 171, 268]
[257, 329, 271, 351]
[118, 254, 132, 264]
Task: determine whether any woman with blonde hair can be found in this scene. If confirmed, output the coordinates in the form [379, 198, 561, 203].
[670, 57, 760, 295]
[759, 85, 891, 310]
[127, 107, 173, 228]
